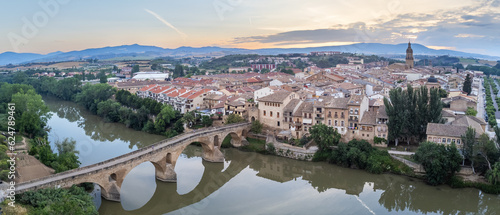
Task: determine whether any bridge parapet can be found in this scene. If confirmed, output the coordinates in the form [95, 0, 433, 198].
[14, 122, 251, 202]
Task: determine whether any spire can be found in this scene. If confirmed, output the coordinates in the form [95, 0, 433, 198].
[408, 40, 411, 48]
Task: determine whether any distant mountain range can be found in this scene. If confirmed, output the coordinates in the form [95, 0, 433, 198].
[1, 43, 499, 66]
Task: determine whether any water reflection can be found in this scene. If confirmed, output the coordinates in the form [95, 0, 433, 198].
[99, 146, 500, 215]
[44, 96, 165, 166]
[43, 96, 500, 215]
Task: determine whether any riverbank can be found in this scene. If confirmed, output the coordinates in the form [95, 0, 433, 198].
[13, 137, 55, 183]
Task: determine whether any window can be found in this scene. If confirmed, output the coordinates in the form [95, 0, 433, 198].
[457, 139, 461, 144]
[328, 120, 331, 125]
[263, 110, 266, 116]
[442, 138, 446, 143]
[335, 120, 338, 126]
[270, 111, 273, 117]
[447, 138, 451, 143]
[285, 117, 287, 122]
[309, 113, 312, 118]
[277, 121, 280, 126]
[277, 112, 280, 118]
[304, 113, 307, 118]
[362, 134, 365, 137]
[367, 134, 369, 137]
[341, 121, 344, 126]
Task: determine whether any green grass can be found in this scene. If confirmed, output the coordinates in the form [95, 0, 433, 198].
[459, 58, 478, 64]
[240, 137, 266, 153]
[192, 124, 204, 129]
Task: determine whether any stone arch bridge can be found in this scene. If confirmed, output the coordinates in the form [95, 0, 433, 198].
[15, 122, 251, 202]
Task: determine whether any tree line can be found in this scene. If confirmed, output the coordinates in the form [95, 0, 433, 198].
[0, 83, 80, 181]
[384, 85, 443, 145]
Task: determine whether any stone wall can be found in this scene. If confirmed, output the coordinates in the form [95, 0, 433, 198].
[265, 134, 317, 161]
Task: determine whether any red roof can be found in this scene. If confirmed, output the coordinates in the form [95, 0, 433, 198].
[139, 84, 157, 92]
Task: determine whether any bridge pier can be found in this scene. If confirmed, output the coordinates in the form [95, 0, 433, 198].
[156, 164, 177, 182]
[101, 182, 121, 202]
[202, 147, 224, 163]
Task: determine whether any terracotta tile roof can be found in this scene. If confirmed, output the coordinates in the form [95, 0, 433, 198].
[257, 91, 292, 103]
[284, 99, 301, 112]
[226, 100, 245, 107]
[359, 111, 376, 125]
[376, 105, 388, 119]
[426, 123, 471, 138]
[442, 110, 456, 118]
[139, 84, 157, 92]
[451, 115, 486, 133]
[185, 89, 211, 100]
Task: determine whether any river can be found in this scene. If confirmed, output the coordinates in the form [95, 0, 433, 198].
[43, 96, 500, 215]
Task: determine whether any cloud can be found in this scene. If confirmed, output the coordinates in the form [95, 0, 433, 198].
[230, 0, 500, 56]
[144, 9, 187, 39]
[455, 34, 485, 38]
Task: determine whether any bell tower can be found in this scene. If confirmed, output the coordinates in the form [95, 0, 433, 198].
[406, 41, 414, 69]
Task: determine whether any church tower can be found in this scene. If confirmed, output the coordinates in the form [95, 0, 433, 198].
[406, 41, 414, 69]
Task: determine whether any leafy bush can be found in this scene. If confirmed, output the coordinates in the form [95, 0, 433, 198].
[414, 141, 462, 185]
[266, 143, 276, 155]
[19, 185, 98, 215]
[486, 162, 500, 185]
[250, 120, 263, 134]
[366, 150, 394, 174]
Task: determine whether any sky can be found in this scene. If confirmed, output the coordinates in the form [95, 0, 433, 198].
[1, 0, 500, 56]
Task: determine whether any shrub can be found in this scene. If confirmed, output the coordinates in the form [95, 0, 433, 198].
[266, 143, 276, 155]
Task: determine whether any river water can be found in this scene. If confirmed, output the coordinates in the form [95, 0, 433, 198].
[43, 96, 500, 215]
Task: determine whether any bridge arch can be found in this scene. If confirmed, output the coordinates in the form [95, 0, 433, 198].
[15, 123, 252, 204]
[214, 135, 220, 147]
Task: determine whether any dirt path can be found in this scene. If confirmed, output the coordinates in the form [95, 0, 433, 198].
[15, 153, 55, 183]
[12, 136, 55, 183]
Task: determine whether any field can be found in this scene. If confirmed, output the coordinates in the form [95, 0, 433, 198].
[459, 58, 478, 64]
[1, 61, 85, 71]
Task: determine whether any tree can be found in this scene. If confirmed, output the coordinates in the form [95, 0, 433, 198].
[309, 124, 341, 152]
[53, 138, 81, 173]
[466, 107, 478, 116]
[461, 127, 476, 173]
[182, 111, 196, 128]
[53, 77, 82, 101]
[414, 141, 462, 185]
[384, 85, 443, 145]
[250, 120, 263, 134]
[225, 114, 244, 124]
[11, 89, 51, 138]
[75, 83, 115, 114]
[154, 105, 177, 133]
[439, 88, 448, 98]
[201, 115, 213, 127]
[486, 162, 500, 185]
[463, 74, 472, 95]
[151, 63, 158, 70]
[475, 133, 499, 171]
[174, 65, 184, 78]
[132, 65, 140, 77]
[97, 100, 121, 122]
